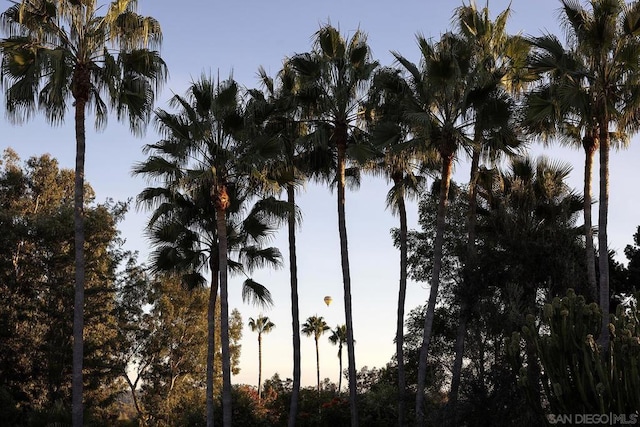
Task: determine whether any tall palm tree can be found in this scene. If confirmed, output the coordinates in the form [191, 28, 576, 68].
[290, 25, 378, 425]
[328, 324, 349, 394]
[524, 33, 606, 301]
[392, 31, 509, 424]
[448, 2, 527, 417]
[0, 2, 167, 424]
[250, 64, 325, 426]
[134, 75, 284, 427]
[248, 315, 275, 400]
[365, 66, 435, 426]
[545, 0, 640, 348]
[302, 315, 330, 395]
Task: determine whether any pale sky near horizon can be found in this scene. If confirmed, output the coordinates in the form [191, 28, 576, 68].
[2, 0, 640, 389]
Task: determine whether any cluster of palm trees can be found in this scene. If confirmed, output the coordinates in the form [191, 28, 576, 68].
[3, 1, 640, 426]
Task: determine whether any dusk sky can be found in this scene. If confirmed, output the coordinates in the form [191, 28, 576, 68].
[2, 0, 640, 388]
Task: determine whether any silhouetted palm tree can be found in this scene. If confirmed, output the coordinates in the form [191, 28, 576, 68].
[291, 25, 378, 426]
[302, 315, 330, 395]
[248, 315, 276, 400]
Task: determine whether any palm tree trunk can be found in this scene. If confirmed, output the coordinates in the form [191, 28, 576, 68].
[72, 96, 87, 427]
[215, 187, 232, 427]
[315, 336, 321, 395]
[337, 346, 343, 394]
[207, 264, 220, 427]
[416, 153, 453, 426]
[583, 140, 597, 301]
[258, 334, 263, 400]
[395, 180, 408, 427]
[597, 128, 610, 350]
[336, 137, 359, 427]
[287, 184, 302, 427]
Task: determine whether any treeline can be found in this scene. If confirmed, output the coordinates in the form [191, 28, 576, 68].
[3, 0, 640, 426]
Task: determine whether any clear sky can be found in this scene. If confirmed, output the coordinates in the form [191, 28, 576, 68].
[2, 0, 640, 389]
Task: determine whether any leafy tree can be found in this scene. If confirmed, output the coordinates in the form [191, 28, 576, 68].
[624, 226, 640, 291]
[133, 274, 243, 425]
[302, 315, 330, 395]
[0, 150, 125, 423]
[248, 315, 276, 400]
[291, 25, 379, 425]
[0, 2, 167, 423]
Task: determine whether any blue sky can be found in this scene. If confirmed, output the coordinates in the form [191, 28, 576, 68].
[2, 0, 640, 388]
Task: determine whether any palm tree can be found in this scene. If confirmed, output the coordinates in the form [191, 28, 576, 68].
[365, 66, 434, 426]
[524, 34, 602, 301]
[447, 2, 527, 417]
[302, 315, 330, 395]
[543, 0, 640, 348]
[134, 75, 284, 427]
[250, 64, 324, 426]
[290, 25, 378, 425]
[248, 315, 275, 400]
[0, 2, 167, 424]
[392, 31, 511, 424]
[328, 324, 349, 394]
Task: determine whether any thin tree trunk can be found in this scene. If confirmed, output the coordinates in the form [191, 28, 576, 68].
[416, 154, 453, 426]
[287, 184, 302, 427]
[448, 310, 468, 427]
[338, 346, 343, 394]
[215, 188, 232, 427]
[597, 128, 610, 350]
[72, 96, 87, 427]
[583, 140, 597, 301]
[207, 265, 219, 427]
[395, 179, 408, 427]
[315, 336, 321, 395]
[257, 334, 263, 400]
[336, 137, 358, 426]
[124, 369, 146, 425]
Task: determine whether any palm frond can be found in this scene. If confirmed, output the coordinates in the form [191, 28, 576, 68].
[242, 278, 273, 309]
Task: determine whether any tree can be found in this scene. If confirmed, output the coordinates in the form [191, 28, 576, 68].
[0, 150, 126, 422]
[624, 226, 640, 290]
[392, 31, 505, 424]
[250, 64, 321, 426]
[248, 315, 275, 400]
[134, 75, 284, 427]
[550, 0, 640, 349]
[290, 25, 378, 425]
[448, 2, 528, 418]
[135, 274, 243, 426]
[0, 2, 167, 424]
[364, 65, 436, 426]
[302, 315, 330, 395]
[328, 325, 349, 395]
[523, 34, 600, 300]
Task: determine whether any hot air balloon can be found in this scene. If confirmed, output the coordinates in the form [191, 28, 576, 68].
[324, 296, 333, 307]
